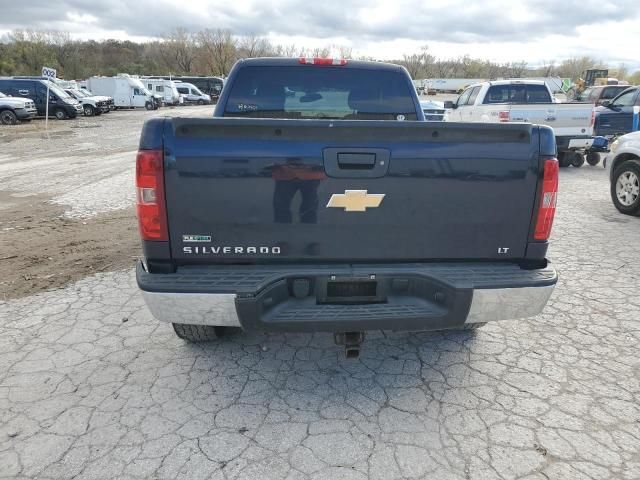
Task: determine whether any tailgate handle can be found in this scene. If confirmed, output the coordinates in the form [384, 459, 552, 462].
[323, 148, 390, 178]
[337, 153, 376, 169]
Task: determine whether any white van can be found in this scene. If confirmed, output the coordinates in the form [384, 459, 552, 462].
[144, 79, 181, 106]
[86, 75, 158, 110]
[175, 82, 211, 105]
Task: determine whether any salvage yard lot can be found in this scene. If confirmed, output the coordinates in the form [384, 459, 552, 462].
[1, 105, 640, 479]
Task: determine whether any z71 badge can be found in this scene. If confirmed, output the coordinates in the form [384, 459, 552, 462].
[182, 235, 212, 243]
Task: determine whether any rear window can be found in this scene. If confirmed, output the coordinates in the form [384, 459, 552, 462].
[602, 87, 626, 100]
[484, 84, 551, 104]
[224, 66, 417, 120]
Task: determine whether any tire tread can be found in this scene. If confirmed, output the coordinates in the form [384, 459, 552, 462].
[172, 323, 221, 342]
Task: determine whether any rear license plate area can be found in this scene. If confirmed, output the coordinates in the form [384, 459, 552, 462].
[318, 277, 386, 304]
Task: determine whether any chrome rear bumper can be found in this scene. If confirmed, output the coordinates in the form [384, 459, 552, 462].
[138, 262, 556, 330]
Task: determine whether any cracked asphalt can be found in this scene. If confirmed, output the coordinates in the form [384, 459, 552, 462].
[1, 165, 639, 479]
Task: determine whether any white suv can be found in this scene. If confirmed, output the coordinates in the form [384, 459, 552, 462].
[176, 83, 211, 105]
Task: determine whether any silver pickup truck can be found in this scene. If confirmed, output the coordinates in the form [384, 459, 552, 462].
[0, 91, 37, 125]
[444, 80, 595, 167]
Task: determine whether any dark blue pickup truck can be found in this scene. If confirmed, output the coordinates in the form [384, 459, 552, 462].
[594, 86, 640, 138]
[135, 58, 558, 355]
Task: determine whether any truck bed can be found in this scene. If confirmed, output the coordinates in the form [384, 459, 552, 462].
[501, 102, 593, 138]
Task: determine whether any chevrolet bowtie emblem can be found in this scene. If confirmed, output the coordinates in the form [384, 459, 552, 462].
[326, 190, 385, 212]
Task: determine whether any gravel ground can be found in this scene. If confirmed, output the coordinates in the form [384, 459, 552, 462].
[0, 105, 213, 299]
[1, 161, 639, 479]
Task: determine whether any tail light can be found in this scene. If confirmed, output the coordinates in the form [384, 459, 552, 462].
[299, 57, 347, 66]
[534, 158, 559, 241]
[498, 111, 510, 122]
[136, 149, 168, 241]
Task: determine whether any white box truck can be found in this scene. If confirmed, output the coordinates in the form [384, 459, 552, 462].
[86, 75, 158, 110]
[143, 79, 181, 106]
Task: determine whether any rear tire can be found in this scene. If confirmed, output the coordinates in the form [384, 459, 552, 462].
[0, 109, 18, 125]
[570, 152, 585, 167]
[172, 323, 226, 342]
[611, 160, 640, 216]
[456, 323, 486, 330]
[586, 152, 600, 166]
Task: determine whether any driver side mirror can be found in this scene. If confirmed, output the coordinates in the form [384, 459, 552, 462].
[601, 100, 611, 107]
[444, 100, 456, 109]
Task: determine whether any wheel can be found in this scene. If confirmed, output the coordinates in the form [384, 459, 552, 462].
[172, 323, 227, 342]
[197, 99, 205, 105]
[611, 160, 640, 216]
[586, 152, 600, 166]
[570, 152, 585, 167]
[54, 108, 67, 120]
[145, 102, 154, 110]
[83, 104, 95, 116]
[0, 109, 18, 125]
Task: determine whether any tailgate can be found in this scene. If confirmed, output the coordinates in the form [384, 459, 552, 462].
[509, 103, 593, 137]
[163, 119, 544, 263]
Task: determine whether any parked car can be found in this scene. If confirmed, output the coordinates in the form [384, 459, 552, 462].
[0, 91, 37, 125]
[594, 86, 640, 138]
[157, 76, 223, 102]
[143, 79, 181, 106]
[419, 100, 446, 121]
[604, 131, 640, 215]
[175, 82, 211, 104]
[444, 80, 596, 167]
[576, 85, 631, 106]
[71, 85, 116, 113]
[0, 78, 83, 119]
[135, 57, 558, 355]
[64, 88, 110, 116]
[86, 75, 158, 110]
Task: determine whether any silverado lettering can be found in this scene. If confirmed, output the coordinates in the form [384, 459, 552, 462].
[183, 246, 281, 254]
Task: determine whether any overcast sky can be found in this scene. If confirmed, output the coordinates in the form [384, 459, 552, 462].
[1, 0, 638, 71]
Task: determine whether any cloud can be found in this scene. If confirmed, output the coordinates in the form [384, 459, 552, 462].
[1, 0, 639, 68]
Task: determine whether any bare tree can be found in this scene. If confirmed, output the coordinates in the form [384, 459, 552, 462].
[162, 28, 196, 74]
[432, 58, 457, 78]
[539, 60, 556, 77]
[398, 45, 434, 79]
[308, 46, 331, 58]
[273, 44, 301, 57]
[504, 61, 528, 78]
[238, 34, 273, 58]
[557, 56, 604, 81]
[628, 70, 640, 85]
[611, 63, 628, 81]
[198, 29, 237, 76]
